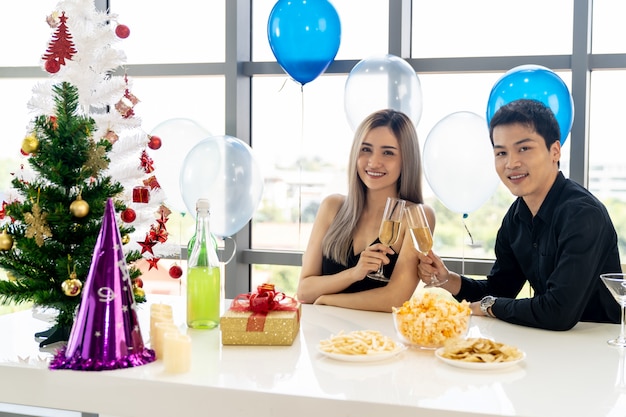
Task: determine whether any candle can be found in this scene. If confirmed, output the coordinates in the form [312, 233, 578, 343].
[150, 303, 173, 339]
[150, 312, 173, 343]
[153, 321, 180, 359]
[163, 331, 192, 373]
[150, 303, 173, 317]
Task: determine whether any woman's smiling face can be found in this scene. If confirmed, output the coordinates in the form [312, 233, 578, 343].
[357, 126, 402, 193]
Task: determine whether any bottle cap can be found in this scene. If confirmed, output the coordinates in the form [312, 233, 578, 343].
[196, 198, 210, 210]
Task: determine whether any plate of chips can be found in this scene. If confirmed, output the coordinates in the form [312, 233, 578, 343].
[435, 337, 525, 370]
[317, 330, 407, 362]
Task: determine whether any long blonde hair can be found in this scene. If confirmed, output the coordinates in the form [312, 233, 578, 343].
[322, 109, 424, 264]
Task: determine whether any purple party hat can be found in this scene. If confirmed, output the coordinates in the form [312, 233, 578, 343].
[50, 198, 155, 371]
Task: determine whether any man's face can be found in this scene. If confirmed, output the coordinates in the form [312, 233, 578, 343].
[492, 123, 561, 214]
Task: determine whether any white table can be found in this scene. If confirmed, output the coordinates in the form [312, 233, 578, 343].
[0, 295, 624, 417]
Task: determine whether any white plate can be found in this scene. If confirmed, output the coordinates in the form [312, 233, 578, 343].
[317, 343, 407, 363]
[435, 347, 526, 370]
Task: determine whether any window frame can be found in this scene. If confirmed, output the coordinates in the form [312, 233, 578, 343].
[3, 0, 625, 297]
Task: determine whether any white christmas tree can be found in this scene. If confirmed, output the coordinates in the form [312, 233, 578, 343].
[27, 0, 179, 268]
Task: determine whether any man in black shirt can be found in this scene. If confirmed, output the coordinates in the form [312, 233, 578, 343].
[418, 99, 621, 330]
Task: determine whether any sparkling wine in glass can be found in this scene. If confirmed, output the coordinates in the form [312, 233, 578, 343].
[405, 204, 448, 287]
[600, 273, 626, 347]
[367, 197, 405, 282]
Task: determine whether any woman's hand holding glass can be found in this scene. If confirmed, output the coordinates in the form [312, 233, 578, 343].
[367, 197, 406, 282]
[405, 204, 448, 287]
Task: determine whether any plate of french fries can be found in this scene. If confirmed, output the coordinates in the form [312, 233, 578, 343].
[435, 337, 525, 370]
[317, 330, 407, 362]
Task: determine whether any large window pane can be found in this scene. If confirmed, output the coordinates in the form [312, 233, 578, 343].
[253, 0, 389, 61]
[2, 2, 52, 66]
[0, 79, 48, 200]
[111, 0, 225, 64]
[412, 0, 573, 58]
[592, 0, 626, 54]
[417, 72, 514, 259]
[251, 75, 351, 250]
[133, 76, 225, 246]
[589, 71, 626, 260]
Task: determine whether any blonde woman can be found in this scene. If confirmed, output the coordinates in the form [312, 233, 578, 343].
[297, 109, 434, 312]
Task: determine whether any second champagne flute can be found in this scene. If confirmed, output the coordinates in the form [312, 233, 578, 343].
[366, 197, 406, 282]
[405, 203, 448, 287]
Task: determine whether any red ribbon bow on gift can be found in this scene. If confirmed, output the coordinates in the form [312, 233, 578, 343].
[229, 283, 299, 332]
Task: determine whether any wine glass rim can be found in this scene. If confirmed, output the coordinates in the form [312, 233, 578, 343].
[601, 273, 626, 280]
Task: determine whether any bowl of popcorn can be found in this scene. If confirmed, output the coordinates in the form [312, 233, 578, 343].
[392, 289, 471, 349]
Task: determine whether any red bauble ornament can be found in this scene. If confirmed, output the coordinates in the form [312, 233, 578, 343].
[148, 135, 162, 150]
[169, 265, 183, 279]
[45, 59, 60, 74]
[115, 24, 130, 39]
[134, 277, 144, 288]
[120, 208, 137, 223]
[121, 208, 136, 223]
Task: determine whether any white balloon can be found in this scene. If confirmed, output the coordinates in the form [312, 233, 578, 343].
[423, 112, 499, 214]
[149, 118, 211, 213]
[344, 54, 422, 131]
[180, 136, 264, 238]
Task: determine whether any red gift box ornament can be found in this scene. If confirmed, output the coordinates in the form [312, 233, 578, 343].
[132, 186, 150, 203]
[230, 283, 299, 332]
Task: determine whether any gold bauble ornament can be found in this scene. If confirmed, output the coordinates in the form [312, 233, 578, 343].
[21, 134, 39, 154]
[6, 272, 16, 282]
[121, 234, 130, 244]
[69, 196, 90, 218]
[133, 287, 145, 298]
[0, 230, 13, 251]
[62, 278, 82, 297]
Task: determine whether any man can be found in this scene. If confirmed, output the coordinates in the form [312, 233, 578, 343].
[418, 99, 621, 330]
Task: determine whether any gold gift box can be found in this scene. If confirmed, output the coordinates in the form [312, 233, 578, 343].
[220, 304, 301, 346]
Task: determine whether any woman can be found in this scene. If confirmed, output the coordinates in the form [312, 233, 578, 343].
[297, 109, 434, 312]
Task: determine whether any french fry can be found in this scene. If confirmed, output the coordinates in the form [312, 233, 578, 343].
[319, 330, 399, 355]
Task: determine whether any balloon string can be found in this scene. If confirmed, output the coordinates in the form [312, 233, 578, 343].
[179, 212, 185, 297]
[463, 215, 474, 246]
[462, 214, 474, 276]
[219, 236, 237, 265]
[278, 77, 289, 92]
[298, 83, 304, 247]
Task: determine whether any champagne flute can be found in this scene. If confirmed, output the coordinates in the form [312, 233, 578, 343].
[600, 273, 626, 347]
[405, 203, 448, 287]
[366, 197, 406, 282]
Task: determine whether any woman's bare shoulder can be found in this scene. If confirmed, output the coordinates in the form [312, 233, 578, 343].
[320, 194, 346, 212]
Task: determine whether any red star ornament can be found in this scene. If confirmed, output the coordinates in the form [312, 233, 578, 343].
[137, 235, 157, 255]
[146, 257, 160, 270]
[156, 210, 169, 228]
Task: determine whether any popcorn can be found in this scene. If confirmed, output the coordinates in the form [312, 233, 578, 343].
[392, 290, 471, 348]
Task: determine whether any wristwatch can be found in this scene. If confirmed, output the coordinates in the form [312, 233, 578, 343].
[480, 295, 497, 318]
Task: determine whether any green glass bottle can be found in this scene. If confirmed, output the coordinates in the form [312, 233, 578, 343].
[186, 198, 221, 329]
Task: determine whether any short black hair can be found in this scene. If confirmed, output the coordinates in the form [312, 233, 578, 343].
[488, 99, 560, 149]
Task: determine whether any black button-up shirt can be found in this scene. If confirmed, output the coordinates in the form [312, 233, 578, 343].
[456, 172, 621, 330]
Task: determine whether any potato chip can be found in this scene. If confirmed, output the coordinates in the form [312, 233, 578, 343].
[440, 337, 523, 363]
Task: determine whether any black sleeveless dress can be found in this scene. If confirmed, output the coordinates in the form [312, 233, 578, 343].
[321, 238, 399, 293]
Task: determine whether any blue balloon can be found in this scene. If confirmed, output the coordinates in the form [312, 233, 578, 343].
[267, 0, 341, 85]
[486, 65, 574, 145]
